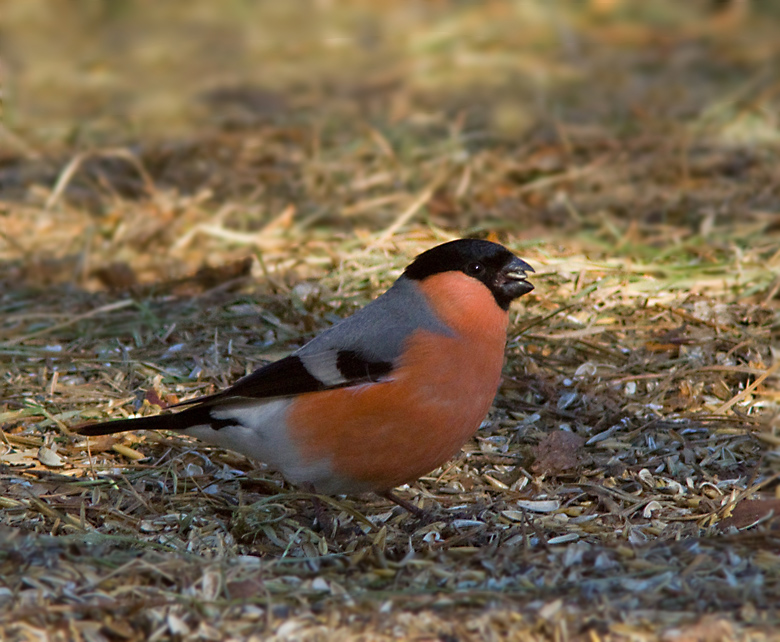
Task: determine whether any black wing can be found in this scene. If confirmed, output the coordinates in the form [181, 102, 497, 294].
[173, 350, 393, 408]
[76, 350, 394, 437]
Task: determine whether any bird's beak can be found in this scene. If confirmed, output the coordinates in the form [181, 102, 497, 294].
[505, 257, 534, 279]
[501, 257, 535, 296]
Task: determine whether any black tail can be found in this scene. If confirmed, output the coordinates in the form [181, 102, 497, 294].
[75, 407, 204, 436]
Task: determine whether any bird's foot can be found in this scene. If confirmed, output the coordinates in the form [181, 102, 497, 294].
[378, 490, 430, 521]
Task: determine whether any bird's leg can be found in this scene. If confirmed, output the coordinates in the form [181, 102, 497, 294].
[378, 490, 428, 519]
[301, 483, 334, 535]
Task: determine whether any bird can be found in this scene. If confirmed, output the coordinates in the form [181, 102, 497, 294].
[76, 239, 534, 512]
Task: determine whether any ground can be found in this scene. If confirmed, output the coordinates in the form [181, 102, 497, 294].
[1, 1, 780, 640]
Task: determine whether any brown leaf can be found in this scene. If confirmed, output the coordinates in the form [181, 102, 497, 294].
[531, 430, 585, 475]
[718, 499, 780, 531]
[144, 388, 168, 409]
[91, 262, 138, 290]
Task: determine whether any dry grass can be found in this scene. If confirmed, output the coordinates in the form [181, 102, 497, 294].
[2, 1, 780, 640]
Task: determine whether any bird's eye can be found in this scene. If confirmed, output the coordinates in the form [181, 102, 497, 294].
[466, 261, 485, 276]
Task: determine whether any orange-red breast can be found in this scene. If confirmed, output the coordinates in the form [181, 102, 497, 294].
[76, 239, 534, 501]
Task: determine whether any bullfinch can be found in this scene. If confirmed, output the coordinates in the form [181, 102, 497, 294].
[76, 239, 534, 507]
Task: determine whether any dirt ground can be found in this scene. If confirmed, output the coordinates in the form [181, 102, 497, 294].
[1, 1, 780, 640]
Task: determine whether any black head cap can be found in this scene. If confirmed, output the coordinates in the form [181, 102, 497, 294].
[404, 239, 535, 310]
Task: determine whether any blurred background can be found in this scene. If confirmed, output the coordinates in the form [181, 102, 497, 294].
[2, 0, 779, 288]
